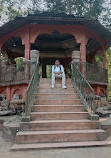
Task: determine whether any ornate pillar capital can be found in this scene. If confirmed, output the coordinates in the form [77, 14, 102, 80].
[74, 33, 88, 46]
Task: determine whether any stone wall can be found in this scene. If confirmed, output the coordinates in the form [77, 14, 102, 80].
[0, 83, 28, 101]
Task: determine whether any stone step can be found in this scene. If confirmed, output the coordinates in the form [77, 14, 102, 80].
[20, 120, 101, 131]
[15, 129, 107, 144]
[36, 93, 79, 100]
[11, 140, 111, 151]
[32, 105, 86, 112]
[40, 78, 72, 81]
[36, 93, 79, 99]
[34, 99, 83, 105]
[31, 112, 89, 121]
[39, 84, 73, 88]
[38, 88, 76, 93]
[40, 78, 72, 84]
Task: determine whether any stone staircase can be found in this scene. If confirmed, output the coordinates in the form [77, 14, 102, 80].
[11, 78, 107, 151]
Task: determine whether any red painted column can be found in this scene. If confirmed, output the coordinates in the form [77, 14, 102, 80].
[80, 42, 86, 76]
[23, 27, 31, 80]
[25, 43, 30, 80]
[6, 87, 11, 101]
[25, 42, 30, 61]
[80, 42, 86, 63]
[102, 46, 106, 69]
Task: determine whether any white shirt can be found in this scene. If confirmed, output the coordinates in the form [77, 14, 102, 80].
[54, 66, 61, 73]
[52, 65, 65, 74]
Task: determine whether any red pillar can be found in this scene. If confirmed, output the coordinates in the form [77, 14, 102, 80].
[23, 27, 31, 80]
[25, 43, 30, 80]
[25, 42, 30, 61]
[6, 87, 11, 101]
[80, 42, 86, 76]
[102, 46, 106, 69]
[80, 42, 86, 63]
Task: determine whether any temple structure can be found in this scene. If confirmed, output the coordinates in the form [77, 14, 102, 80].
[0, 13, 110, 101]
[1, 13, 111, 150]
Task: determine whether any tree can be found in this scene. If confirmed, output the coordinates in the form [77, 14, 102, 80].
[101, 0, 111, 31]
[45, 0, 67, 13]
[0, 0, 44, 26]
[0, 0, 23, 25]
[0, 0, 110, 29]
[85, 0, 104, 19]
[45, 0, 104, 18]
[106, 48, 111, 101]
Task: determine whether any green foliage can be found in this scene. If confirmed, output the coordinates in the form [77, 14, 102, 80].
[0, 53, 8, 61]
[15, 57, 24, 64]
[95, 53, 103, 62]
[45, 0, 67, 13]
[106, 48, 111, 101]
[46, 65, 52, 78]
[15, 57, 25, 70]
[45, 0, 104, 19]
[106, 48, 111, 83]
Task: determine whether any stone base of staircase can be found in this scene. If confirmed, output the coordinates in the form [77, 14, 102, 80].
[11, 78, 108, 151]
[11, 140, 111, 151]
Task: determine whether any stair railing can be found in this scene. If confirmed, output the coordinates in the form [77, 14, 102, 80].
[25, 56, 40, 117]
[71, 62, 95, 114]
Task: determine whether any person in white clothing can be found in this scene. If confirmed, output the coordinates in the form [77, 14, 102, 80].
[51, 59, 67, 89]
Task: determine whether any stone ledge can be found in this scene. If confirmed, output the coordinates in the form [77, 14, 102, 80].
[0, 81, 29, 87]
[22, 115, 31, 122]
[88, 114, 99, 121]
[101, 117, 111, 137]
[3, 116, 22, 141]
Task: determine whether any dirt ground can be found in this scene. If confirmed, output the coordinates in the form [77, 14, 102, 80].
[0, 132, 111, 158]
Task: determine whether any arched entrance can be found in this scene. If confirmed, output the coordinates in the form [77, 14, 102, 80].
[1, 36, 24, 61]
[86, 37, 102, 64]
[31, 30, 79, 78]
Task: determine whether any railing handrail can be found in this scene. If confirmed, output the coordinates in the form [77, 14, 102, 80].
[0, 60, 31, 68]
[71, 62, 95, 114]
[0, 61, 32, 84]
[80, 62, 108, 71]
[74, 62, 108, 84]
[74, 64, 94, 92]
[25, 55, 39, 117]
